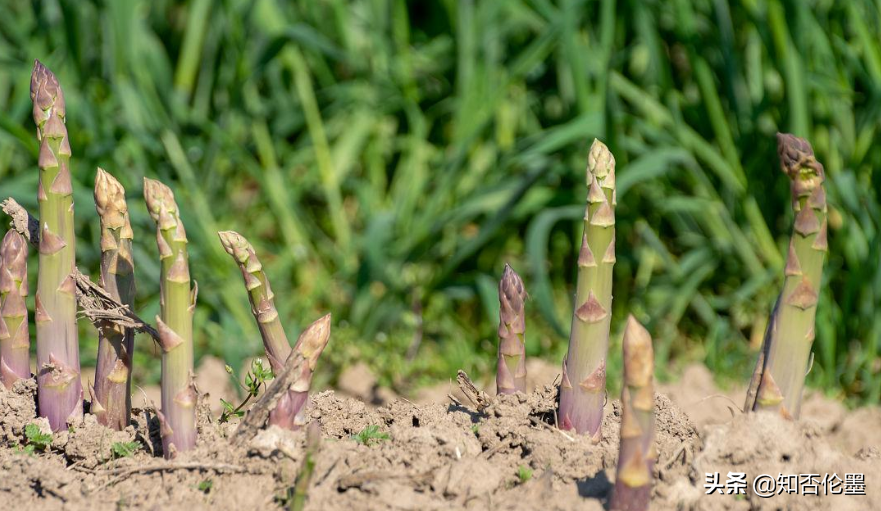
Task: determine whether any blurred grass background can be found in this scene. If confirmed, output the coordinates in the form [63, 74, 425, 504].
[0, 0, 878, 404]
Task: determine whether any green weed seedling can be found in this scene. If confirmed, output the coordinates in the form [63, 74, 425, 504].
[18, 424, 52, 455]
[111, 441, 141, 458]
[351, 425, 389, 446]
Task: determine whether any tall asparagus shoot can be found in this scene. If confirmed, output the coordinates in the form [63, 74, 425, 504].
[559, 139, 616, 439]
[610, 316, 655, 511]
[751, 134, 827, 419]
[91, 169, 136, 429]
[497, 264, 527, 395]
[0, 230, 30, 389]
[31, 60, 82, 431]
[218, 230, 296, 428]
[144, 178, 196, 457]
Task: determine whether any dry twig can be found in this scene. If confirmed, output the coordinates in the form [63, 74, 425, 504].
[456, 370, 492, 412]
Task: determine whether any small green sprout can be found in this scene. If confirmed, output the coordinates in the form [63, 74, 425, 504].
[111, 441, 141, 458]
[219, 358, 275, 423]
[517, 465, 533, 483]
[197, 479, 213, 493]
[351, 425, 390, 445]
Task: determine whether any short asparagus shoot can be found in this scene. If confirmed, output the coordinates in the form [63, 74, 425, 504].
[91, 168, 136, 430]
[144, 178, 197, 457]
[559, 139, 617, 439]
[750, 134, 827, 419]
[497, 264, 527, 395]
[610, 316, 656, 511]
[0, 229, 30, 389]
[286, 314, 332, 428]
[289, 422, 321, 511]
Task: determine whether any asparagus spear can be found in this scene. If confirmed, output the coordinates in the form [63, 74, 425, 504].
[497, 264, 527, 395]
[751, 134, 827, 418]
[0, 229, 30, 389]
[559, 139, 616, 439]
[218, 230, 296, 428]
[90, 169, 136, 429]
[609, 316, 655, 511]
[30, 60, 82, 431]
[289, 421, 321, 511]
[144, 178, 196, 457]
[287, 313, 331, 428]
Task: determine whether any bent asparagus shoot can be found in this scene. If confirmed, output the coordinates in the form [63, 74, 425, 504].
[0, 229, 30, 389]
[91, 168, 136, 429]
[610, 316, 655, 511]
[144, 178, 197, 457]
[31, 60, 83, 431]
[559, 139, 616, 439]
[218, 230, 297, 428]
[751, 134, 827, 419]
[497, 264, 527, 395]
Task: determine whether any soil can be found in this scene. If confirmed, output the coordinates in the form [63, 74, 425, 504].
[0, 362, 878, 510]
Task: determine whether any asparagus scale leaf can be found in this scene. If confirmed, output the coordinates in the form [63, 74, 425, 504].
[31, 60, 83, 431]
[0, 229, 30, 388]
[610, 316, 656, 511]
[559, 139, 617, 439]
[751, 134, 828, 419]
[145, 178, 197, 457]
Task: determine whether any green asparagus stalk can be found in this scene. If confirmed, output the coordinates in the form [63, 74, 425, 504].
[497, 264, 527, 395]
[751, 134, 827, 419]
[0, 229, 30, 389]
[90, 168, 136, 429]
[30, 60, 82, 431]
[144, 178, 196, 457]
[609, 316, 655, 511]
[289, 421, 321, 511]
[559, 139, 616, 439]
[218, 230, 297, 427]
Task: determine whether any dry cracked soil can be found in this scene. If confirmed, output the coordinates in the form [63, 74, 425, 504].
[0, 362, 878, 510]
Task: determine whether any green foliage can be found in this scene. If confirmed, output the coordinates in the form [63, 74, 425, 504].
[19, 424, 52, 455]
[517, 465, 533, 483]
[197, 479, 213, 494]
[219, 358, 274, 423]
[0, 0, 878, 402]
[244, 358, 274, 393]
[111, 441, 141, 458]
[351, 425, 390, 446]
